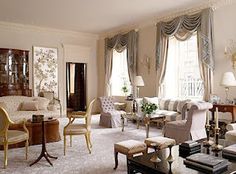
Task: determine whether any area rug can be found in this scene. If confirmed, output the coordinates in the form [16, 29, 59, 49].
[0, 116, 162, 174]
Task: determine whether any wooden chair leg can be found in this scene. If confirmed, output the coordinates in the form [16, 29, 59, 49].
[113, 150, 118, 170]
[64, 135, 66, 156]
[25, 140, 29, 160]
[88, 132, 92, 148]
[85, 134, 91, 154]
[70, 135, 72, 147]
[4, 143, 8, 169]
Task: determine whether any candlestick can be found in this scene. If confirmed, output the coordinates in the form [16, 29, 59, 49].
[206, 111, 210, 126]
[212, 127, 223, 156]
[215, 108, 219, 129]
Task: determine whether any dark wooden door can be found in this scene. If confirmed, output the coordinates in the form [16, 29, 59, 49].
[66, 62, 87, 111]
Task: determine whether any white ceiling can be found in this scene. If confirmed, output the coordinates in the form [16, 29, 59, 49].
[0, 0, 207, 34]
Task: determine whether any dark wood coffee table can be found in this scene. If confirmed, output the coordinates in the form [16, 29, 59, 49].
[127, 146, 236, 174]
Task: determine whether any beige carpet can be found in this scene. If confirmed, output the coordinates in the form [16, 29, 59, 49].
[0, 115, 162, 174]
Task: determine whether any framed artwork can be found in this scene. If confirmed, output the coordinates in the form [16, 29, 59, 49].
[33, 46, 58, 97]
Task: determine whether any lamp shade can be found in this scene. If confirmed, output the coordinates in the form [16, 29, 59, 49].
[134, 76, 144, 87]
[220, 72, 236, 87]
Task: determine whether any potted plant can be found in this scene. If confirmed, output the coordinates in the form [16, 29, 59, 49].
[141, 102, 158, 116]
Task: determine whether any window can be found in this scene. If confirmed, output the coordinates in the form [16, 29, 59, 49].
[163, 33, 204, 100]
[110, 48, 131, 96]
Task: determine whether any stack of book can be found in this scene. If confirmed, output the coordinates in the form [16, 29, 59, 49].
[222, 144, 236, 160]
[179, 140, 201, 157]
[184, 153, 229, 174]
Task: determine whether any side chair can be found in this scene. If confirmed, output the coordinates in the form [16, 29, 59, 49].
[63, 99, 96, 155]
[0, 106, 29, 169]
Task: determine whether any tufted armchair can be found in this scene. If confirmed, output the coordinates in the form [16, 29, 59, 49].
[0, 106, 29, 168]
[99, 96, 126, 128]
[163, 102, 213, 144]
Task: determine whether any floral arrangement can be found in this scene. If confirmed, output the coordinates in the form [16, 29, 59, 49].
[141, 102, 158, 115]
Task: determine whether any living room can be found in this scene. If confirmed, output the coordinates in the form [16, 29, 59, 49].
[0, 0, 236, 173]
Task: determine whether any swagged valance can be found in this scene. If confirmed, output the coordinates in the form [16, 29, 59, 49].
[104, 30, 138, 96]
[156, 8, 214, 70]
[105, 30, 137, 73]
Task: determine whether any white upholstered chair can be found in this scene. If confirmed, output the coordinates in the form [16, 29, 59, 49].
[99, 96, 126, 128]
[0, 106, 29, 169]
[164, 102, 213, 144]
[63, 99, 96, 155]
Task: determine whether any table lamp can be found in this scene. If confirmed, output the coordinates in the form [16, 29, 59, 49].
[220, 72, 236, 103]
[134, 76, 144, 98]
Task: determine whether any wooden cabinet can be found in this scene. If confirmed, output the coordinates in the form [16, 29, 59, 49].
[0, 48, 31, 96]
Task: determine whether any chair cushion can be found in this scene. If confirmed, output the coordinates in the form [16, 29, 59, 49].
[114, 140, 146, 155]
[225, 130, 236, 142]
[64, 124, 87, 135]
[165, 120, 187, 129]
[0, 130, 28, 144]
[145, 136, 176, 149]
[0, 102, 8, 112]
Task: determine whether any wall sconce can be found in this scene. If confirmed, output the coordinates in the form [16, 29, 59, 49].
[140, 56, 151, 74]
[225, 40, 236, 70]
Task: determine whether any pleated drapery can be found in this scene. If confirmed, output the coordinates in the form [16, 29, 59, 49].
[156, 8, 214, 101]
[104, 30, 138, 96]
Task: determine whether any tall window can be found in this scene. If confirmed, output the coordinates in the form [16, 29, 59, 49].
[164, 33, 204, 100]
[110, 48, 131, 96]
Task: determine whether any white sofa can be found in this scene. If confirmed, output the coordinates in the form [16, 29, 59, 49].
[135, 97, 190, 122]
[0, 96, 60, 121]
[225, 123, 236, 146]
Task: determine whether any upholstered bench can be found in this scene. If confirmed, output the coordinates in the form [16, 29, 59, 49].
[145, 136, 176, 151]
[114, 140, 146, 169]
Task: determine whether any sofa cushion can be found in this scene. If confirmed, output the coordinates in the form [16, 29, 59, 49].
[33, 97, 50, 110]
[154, 110, 180, 121]
[143, 97, 159, 107]
[20, 101, 39, 111]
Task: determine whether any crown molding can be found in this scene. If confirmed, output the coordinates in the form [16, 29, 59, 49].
[99, 0, 234, 39]
[0, 21, 99, 40]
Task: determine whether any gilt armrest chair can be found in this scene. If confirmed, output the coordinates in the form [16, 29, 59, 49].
[0, 106, 29, 169]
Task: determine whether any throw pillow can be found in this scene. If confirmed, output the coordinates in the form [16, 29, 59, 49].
[33, 97, 50, 110]
[177, 99, 190, 113]
[159, 99, 170, 110]
[168, 100, 179, 111]
[20, 101, 39, 111]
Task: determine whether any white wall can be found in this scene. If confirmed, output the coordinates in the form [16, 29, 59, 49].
[213, 3, 236, 101]
[0, 22, 98, 115]
[97, 3, 236, 103]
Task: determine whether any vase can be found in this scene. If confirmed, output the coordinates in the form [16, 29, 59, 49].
[144, 114, 151, 138]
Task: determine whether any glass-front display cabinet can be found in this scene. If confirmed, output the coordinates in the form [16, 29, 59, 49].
[0, 48, 31, 96]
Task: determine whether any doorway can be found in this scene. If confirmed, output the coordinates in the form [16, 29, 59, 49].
[66, 62, 87, 112]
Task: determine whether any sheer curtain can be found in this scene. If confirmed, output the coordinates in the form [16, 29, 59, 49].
[156, 8, 214, 101]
